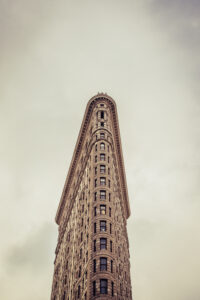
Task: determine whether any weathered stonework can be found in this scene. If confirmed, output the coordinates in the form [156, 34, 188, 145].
[51, 94, 132, 300]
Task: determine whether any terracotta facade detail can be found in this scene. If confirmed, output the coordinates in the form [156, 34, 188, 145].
[50, 94, 132, 300]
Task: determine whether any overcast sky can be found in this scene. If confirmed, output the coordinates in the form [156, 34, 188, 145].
[0, 0, 200, 299]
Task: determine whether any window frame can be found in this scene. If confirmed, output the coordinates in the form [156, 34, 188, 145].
[100, 177, 106, 186]
[100, 205, 106, 215]
[100, 238, 107, 250]
[100, 190, 106, 200]
[100, 279, 108, 294]
[100, 220, 107, 232]
[100, 257, 107, 271]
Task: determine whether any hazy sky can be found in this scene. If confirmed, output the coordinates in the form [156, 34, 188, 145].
[0, 1, 200, 299]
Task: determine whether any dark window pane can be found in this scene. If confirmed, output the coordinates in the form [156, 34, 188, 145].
[100, 279, 108, 294]
[93, 281, 96, 296]
[100, 238, 107, 250]
[100, 257, 107, 271]
[100, 220, 106, 232]
[100, 190, 106, 200]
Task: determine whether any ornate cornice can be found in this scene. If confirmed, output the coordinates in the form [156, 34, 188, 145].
[55, 93, 131, 225]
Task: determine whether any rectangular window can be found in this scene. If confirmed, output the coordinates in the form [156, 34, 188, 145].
[110, 223, 112, 234]
[100, 279, 108, 294]
[110, 240, 113, 252]
[100, 143, 105, 150]
[78, 266, 81, 278]
[94, 179, 97, 187]
[100, 220, 107, 232]
[100, 205, 106, 215]
[111, 260, 113, 273]
[108, 156, 110, 163]
[101, 122, 104, 127]
[94, 192, 97, 201]
[100, 132, 105, 138]
[109, 193, 111, 202]
[100, 177, 106, 185]
[94, 223, 96, 233]
[93, 259, 96, 273]
[112, 282, 114, 296]
[94, 240, 96, 252]
[95, 144, 97, 151]
[108, 180, 111, 187]
[108, 168, 110, 175]
[94, 207, 97, 216]
[100, 257, 107, 271]
[95, 167, 97, 175]
[78, 285, 80, 298]
[100, 154, 105, 161]
[95, 155, 97, 162]
[109, 207, 111, 217]
[100, 165, 106, 174]
[100, 238, 107, 250]
[100, 190, 106, 200]
[93, 281, 96, 296]
[101, 111, 104, 119]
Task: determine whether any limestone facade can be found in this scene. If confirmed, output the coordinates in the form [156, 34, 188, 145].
[51, 94, 132, 300]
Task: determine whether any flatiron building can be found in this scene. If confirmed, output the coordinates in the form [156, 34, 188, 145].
[51, 94, 132, 300]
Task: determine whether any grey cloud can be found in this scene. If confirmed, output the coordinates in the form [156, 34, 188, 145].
[144, 0, 200, 49]
[4, 222, 56, 273]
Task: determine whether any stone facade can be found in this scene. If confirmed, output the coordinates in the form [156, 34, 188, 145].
[50, 94, 132, 300]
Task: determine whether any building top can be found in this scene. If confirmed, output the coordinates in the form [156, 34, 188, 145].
[55, 93, 131, 225]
